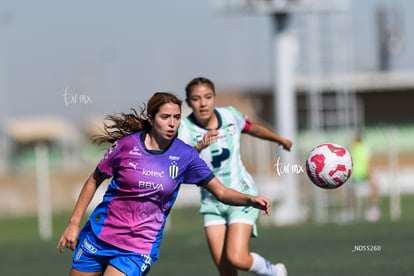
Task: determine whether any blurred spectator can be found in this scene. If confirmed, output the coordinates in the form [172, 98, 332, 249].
[349, 133, 381, 222]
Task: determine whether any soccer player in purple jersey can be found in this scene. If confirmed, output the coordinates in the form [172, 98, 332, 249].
[179, 78, 292, 276]
[57, 92, 271, 276]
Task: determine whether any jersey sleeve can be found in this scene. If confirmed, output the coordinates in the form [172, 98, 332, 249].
[227, 106, 251, 133]
[183, 148, 214, 186]
[96, 140, 122, 178]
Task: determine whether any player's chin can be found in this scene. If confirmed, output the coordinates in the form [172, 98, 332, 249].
[196, 110, 212, 120]
[165, 131, 177, 139]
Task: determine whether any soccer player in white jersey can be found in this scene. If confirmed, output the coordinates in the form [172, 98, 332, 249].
[57, 92, 271, 276]
[178, 77, 292, 276]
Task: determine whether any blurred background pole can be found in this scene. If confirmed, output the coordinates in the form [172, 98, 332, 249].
[0, 10, 13, 172]
[35, 142, 53, 240]
[271, 12, 305, 225]
[388, 129, 401, 220]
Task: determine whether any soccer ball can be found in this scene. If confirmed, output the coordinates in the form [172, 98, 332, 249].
[305, 143, 353, 189]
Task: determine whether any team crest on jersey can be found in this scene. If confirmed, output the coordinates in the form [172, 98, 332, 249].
[226, 123, 237, 135]
[169, 161, 179, 179]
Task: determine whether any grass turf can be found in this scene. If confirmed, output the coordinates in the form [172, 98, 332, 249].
[1, 195, 413, 275]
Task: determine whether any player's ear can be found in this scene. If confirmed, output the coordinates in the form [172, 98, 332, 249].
[148, 115, 154, 126]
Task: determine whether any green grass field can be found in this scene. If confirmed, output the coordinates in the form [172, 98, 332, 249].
[1, 195, 413, 276]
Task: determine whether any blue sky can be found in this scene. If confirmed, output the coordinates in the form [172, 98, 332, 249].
[0, 0, 412, 124]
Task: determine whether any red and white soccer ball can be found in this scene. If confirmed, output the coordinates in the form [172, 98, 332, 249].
[305, 143, 353, 189]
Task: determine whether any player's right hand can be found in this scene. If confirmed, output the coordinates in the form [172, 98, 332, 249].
[57, 223, 80, 253]
[198, 130, 219, 150]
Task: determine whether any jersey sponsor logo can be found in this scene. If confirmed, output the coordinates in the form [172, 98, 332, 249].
[138, 181, 164, 190]
[169, 161, 179, 179]
[211, 148, 230, 169]
[129, 146, 142, 156]
[218, 171, 231, 177]
[226, 123, 236, 135]
[82, 238, 97, 253]
[129, 162, 138, 170]
[142, 168, 164, 178]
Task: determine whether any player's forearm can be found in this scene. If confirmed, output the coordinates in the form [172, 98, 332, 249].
[68, 173, 100, 226]
[249, 123, 291, 148]
[215, 188, 253, 206]
[216, 188, 270, 213]
[205, 178, 250, 206]
[250, 124, 281, 142]
[205, 178, 270, 212]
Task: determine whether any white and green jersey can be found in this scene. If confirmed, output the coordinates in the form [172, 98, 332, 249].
[178, 106, 257, 205]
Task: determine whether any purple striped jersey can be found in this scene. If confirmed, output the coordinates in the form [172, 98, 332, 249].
[90, 131, 213, 257]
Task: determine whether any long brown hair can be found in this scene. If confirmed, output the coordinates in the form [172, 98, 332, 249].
[93, 92, 182, 145]
[185, 77, 216, 101]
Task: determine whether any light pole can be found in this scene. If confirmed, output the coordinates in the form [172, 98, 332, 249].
[271, 12, 306, 225]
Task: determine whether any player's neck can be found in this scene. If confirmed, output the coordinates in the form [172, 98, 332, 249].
[198, 112, 218, 130]
[144, 132, 170, 151]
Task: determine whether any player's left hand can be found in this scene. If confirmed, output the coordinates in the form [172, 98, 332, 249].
[282, 139, 293, 151]
[250, 195, 271, 215]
